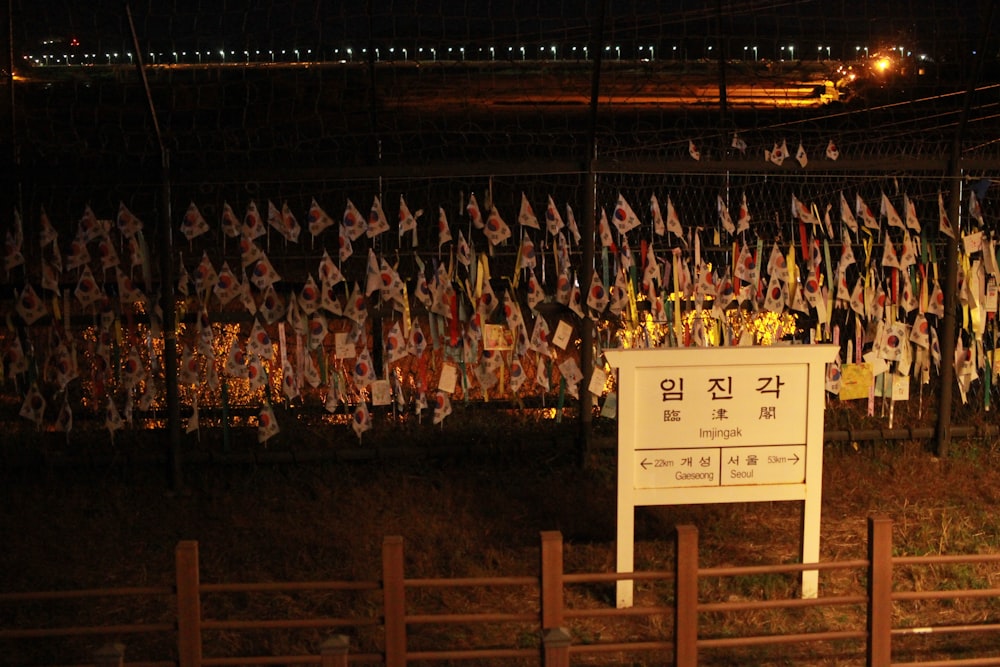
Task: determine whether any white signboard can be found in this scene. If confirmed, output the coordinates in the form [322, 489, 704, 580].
[639, 363, 808, 446]
[606, 345, 837, 607]
[634, 444, 807, 489]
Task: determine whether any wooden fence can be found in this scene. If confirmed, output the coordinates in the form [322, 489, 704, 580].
[4, 516, 1000, 666]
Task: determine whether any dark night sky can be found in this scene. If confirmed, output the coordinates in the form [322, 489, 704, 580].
[14, 0, 991, 60]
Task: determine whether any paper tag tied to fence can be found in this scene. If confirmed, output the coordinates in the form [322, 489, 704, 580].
[588, 366, 608, 397]
[600, 391, 618, 418]
[891, 373, 910, 401]
[552, 320, 574, 350]
[371, 379, 392, 406]
[438, 363, 458, 394]
[335, 332, 356, 359]
[483, 324, 513, 350]
[963, 231, 984, 255]
[839, 363, 874, 401]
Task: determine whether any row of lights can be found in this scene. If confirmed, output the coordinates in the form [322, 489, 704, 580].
[25, 48, 315, 66]
[25, 43, 915, 67]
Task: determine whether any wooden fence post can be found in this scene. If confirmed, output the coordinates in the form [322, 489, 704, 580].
[674, 524, 699, 667]
[319, 635, 350, 667]
[93, 642, 125, 667]
[175, 540, 202, 667]
[383, 536, 406, 667]
[542, 626, 572, 667]
[540, 531, 564, 629]
[867, 516, 893, 667]
[540, 531, 569, 667]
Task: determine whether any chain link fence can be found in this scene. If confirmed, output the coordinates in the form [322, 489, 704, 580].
[1, 1, 998, 455]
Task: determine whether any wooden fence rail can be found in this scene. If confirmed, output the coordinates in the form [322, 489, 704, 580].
[5, 516, 1000, 666]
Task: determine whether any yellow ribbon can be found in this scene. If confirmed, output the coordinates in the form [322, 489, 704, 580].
[401, 282, 412, 338]
[786, 242, 798, 301]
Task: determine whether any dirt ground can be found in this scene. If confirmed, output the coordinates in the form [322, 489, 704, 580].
[4, 418, 1000, 665]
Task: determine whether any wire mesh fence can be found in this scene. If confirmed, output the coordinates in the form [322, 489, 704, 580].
[2, 1, 998, 450]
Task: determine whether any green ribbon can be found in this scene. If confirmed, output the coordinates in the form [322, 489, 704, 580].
[556, 377, 566, 423]
[823, 238, 834, 302]
[665, 294, 675, 347]
[602, 246, 610, 295]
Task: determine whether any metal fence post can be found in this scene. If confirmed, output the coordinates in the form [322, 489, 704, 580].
[383, 536, 406, 667]
[674, 524, 699, 667]
[867, 516, 893, 667]
[175, 540, 202, 667]
[319, 634, 350, 667]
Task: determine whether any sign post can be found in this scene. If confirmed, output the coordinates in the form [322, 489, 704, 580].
[605, 345, 837, 607]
